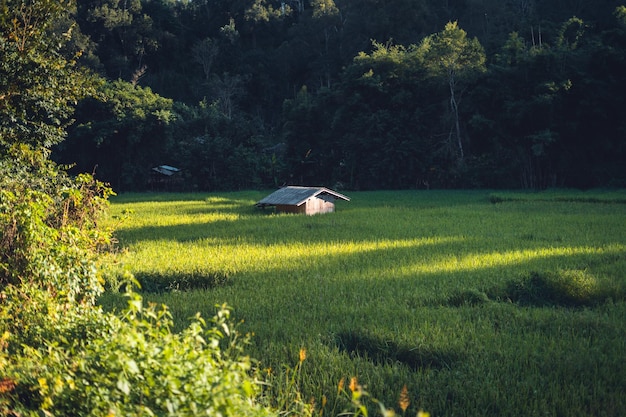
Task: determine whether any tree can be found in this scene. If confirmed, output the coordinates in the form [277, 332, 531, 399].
[56, 80, 174, 191]
[306, 41, 436, 189]
[310, 0, 342, 88]
[0, 0, 101, 154]
[212, 73, 245, 120]
[193, 38, 220, 81]
[617, 5, 626, 26]
[417, 21, 486, 162]
[78, 0, 158, 81]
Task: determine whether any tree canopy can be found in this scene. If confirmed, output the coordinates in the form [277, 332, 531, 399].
[0, 0, 101, 154]
[8, 0, 618, 190]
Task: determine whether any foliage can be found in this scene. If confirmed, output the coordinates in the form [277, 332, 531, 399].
[0, 287, 276, 416]
[47, 2, 626, 190]
[57, 80, 282, 192]
[166, 100, 277, 191]
[57, 80, 175, 191]
[282, 22, 487, 189]
[417, 21, 486, 161]
[77, 0, 156, 82]
[0, 153, 277, 416]
[0, 145, 113, 304]
[467, 11, 626, 188]
[101, 189, 626, 416]
[0, 0, 101, 153]
[617, 5, 626, 26]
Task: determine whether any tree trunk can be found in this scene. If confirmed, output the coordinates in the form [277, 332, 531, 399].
[449, 73, 464, 160]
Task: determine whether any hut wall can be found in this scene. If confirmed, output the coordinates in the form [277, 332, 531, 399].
[274, 196, 336, 215]
[305, 197, 335, 215]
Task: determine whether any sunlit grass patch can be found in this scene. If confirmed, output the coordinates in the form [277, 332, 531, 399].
[397, 244, 626, 277]
[109, 235, 464, 292]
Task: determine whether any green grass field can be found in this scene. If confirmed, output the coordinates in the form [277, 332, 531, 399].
[100, 189, 626, 416]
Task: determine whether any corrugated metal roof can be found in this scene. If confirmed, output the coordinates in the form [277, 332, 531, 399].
[152, 165, 180, 176]
[256, 186, 350, 207]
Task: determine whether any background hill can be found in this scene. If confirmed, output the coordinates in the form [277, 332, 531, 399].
[53, 0, 626, 191]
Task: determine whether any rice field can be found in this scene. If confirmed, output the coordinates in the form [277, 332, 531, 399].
[100, 189, 626, 416]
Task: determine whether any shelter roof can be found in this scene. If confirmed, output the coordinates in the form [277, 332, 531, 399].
[152, 165, 180, 176]
[256, 186, 350, 207]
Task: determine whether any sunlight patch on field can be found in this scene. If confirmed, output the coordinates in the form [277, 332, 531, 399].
[121, 236, 463, 275]
[398, 244, 626, 276]
[119, 235, 626, 281]
[112, 201, 246, 230]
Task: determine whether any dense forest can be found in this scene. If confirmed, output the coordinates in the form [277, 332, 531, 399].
[49, 0, 626, 191]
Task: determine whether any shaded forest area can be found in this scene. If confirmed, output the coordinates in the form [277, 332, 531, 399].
[53, 0, 626, 191]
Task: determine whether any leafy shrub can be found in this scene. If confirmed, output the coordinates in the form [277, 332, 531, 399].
[0, 290, 276, 416]
[0, 150, 275, 416]
[0, 145, 114, 305]
[502, 270, 600, 307]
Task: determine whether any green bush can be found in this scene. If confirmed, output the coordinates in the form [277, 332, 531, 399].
[503, 269, 600, 307]
[0, 145, 113, 305]
[0, 291, 275, 417]
[0, 150, 276, 416]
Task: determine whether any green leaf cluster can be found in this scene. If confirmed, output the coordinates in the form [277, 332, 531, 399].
[0, 0, 101, 153]
[0, 146, 113, 305]
[0, 289, 275, 416]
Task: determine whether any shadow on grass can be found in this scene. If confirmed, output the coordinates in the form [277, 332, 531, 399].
[333, 330, 460, 371]
[488, 192, 626, 205]
[108, 270, 231, 293]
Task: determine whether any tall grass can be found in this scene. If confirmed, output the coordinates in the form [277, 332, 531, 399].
[101, 189, 626, 416]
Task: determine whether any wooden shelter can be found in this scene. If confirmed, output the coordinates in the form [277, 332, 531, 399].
[256, 186, 350, 215]
[149, 165, 182, 190]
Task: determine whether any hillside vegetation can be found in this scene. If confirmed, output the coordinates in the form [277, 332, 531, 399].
[49, 1, 626, 191]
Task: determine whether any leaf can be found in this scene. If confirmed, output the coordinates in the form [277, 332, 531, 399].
[126, 359, 139, 375]
[117, 376, 131, 395]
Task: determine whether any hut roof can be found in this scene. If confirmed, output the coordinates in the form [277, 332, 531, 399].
[152, 165, 180, 176]
[256, 186, 350, 207]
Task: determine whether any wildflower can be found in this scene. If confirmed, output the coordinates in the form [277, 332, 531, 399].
[349, 377, 358, 393]
[399, 384, 410, 412]
[338, 377, 345, 394]
[417, 411, 430, 417]
[299, 347, 307, 363]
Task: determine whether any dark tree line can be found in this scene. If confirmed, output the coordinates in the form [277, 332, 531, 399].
[52, 0, 626, 190]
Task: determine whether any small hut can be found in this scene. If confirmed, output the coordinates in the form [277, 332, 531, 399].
[256, 186, 350, 215]
[150, 165, 182, 190]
